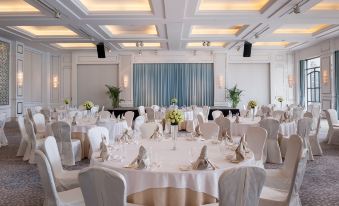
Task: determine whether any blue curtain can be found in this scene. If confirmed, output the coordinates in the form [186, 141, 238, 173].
[299, 60, 306, 107]
[133, 63, 214, 107]
[335, 51, 339, 115]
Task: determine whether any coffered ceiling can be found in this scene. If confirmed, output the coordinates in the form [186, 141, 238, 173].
[0, 0, 339, 52]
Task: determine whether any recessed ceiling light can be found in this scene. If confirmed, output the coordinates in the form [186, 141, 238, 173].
[253, 42, 290, 47]
[53, 43, 96, 48]
[199, 0, 270, 11]
[102, 25, 158, 36]
[311, 1, 339, 10]
[0, 0, 39, 13]
[78, 0, 151, 12]
[121, 42, 161, 48]
[273, 24, 330, 34]
[191, 25, 244, 36]
[14, 26, 78, 37]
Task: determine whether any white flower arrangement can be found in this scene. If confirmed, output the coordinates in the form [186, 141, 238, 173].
[83, 101, 94, 110]
[277, 96, 284, 103]
[247, 100, 257, 109]
[165, 109, 184, 125]
[64, 98, 70, 105]
[170, 97, 178, 105]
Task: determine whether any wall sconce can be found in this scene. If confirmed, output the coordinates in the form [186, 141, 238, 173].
[322, 70, 329, 85]
[17, 71, 23, 87]
[218, 76, 224, 89]
[52, 76, 58, 88]
[288, 75, 295, 88]
[123, 76, 128, 88]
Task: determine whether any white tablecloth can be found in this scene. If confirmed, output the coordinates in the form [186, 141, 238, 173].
[230, 117, 261, 136]
[46, 119, 97, 136]
[182, 110, 194, 121]
[96, 120, 128, 143]
[91, 138, 254, 198]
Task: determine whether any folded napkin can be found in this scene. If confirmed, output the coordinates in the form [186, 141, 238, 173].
[120, 129, 133, 142]
[192, 145, 218, 170]
[99, 136, 109, 161]
[150, 125, 162, 140]
[193, 125, 201, 137]
[129, 145, 150, 169]
[235, 114, 240, 123]
[235, 136, 248, 162]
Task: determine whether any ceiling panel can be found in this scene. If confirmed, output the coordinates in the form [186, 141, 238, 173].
[0, 0, 39, 13]
[273, 24, 330, 34]
[311, 0, 339, 10]
[12, 26, 78, 37]
[190, 25, 245, 36]
[52, 43, 96, 49]
[101, 25, 158, 37]
[76, 0, 152, 13]
[186, 42, 226, 48]
[198, 0, 270, 11]
[120, 42, 161, 49]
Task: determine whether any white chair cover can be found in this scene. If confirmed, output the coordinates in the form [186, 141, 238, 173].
[91, 105, 99, 114]
[145, 107, 155, 122]
[202, 106, 210, 120]
[43, 136, 80, 191]
[16, 116, 30, 160]
[218, 166, 266, 206]
[297, 117, 313, 160]
[324, 109, 339, 145]
[197, 113, 205, 125]
[151, 105, 160, 112]
[259, 135, 305, 206]
[125, 111, 134, 128]
[303, 111, 313, 118]
[33, 113, 46, 136]
[309, 117, 323, 155]
[35, 150, 85, 206]
[138, 106, 146, 116]
[24, 118, 43, 164]
[140, 122, 159, 139]
[259, 119, 282, 164]
[35, 106, 43, 113]
[200, 122, 219, 140]
[215, 116, 231, 140]
[292, 107, 303, 122]
[134, 116, 145, 133]
[272, 110, 285, 120]
[79, 167, 137, 206]
[87, 126, 109, 158]
[51, 121, 82, 166]
[245, 127, 267, 167]
[212, 110, 223, 120]
[41, 108, 52, 122]
[310, 104, 321, 130]
[98, 111, 111, 119]
[0, 113, 8, 147]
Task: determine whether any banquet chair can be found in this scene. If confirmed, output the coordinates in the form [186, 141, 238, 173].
[98, 111, 111, 119]
[51, 121, 82, 166]
[16, 116, 30, 160]
[24, 118, 44, 164]
[259, 135, 307, 206]
[151, 105, 160, 112]
[309, 117, 323, 156]
[207, 166, 266, 206]
[303, 111, 313, 118]
[212, 110, 223, 120]
[296, 117, 313, 160]
[145, 107, 155, 122]
[245, 127, 267, 167]
[259, 119, 282, 164]
[239, 109, 248, 117]
[202, 106, 210, 120]
[324, 109, 339, 145]
[134, 116, 145, 133]
[91, 105, 99, 114]
[125, 111, 134, 129]
[43, 136, 80, 191]
[101, 106, 105, 112]
[35, 106, 43, 113]
[33, 113, 47, 137]
[41, 108, 52, 122]
[87, 126, 109, 158]
[272, 110, 285, 120]
[140, 122, 159, 139]
[0, 113, 8, 147]
[200, 122, 219, 140]
[197, 113, 206, 125]
[215, 116, 231, 140]
[310, 104, 321, 130]
[35, 150, 85, 206]
[138, 106, 146, 116]
[292, 107, 303, 122]
[79, 167, 139, 206]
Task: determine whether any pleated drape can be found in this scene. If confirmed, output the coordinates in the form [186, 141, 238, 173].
[335, 51, 339, 117]
[299, 60, 306, 107]
[133, 63, 214, 107]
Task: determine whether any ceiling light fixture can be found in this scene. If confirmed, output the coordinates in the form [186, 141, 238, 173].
[55, 10, 61, 18]
[202, 41, 211, 47]
[138, 50, 142, 55]
[254, 33, 259, 39]
[293, 4, 301, 14]
[136, 41, 144, 47]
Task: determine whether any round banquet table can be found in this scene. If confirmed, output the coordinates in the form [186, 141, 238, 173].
[91, 138, 255, 206]
[229, 117, 261, 136]
[96, 119, 128, 143]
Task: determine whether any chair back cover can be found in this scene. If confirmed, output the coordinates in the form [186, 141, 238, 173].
[245, 127, 267, 161]
[17, 116, 28, 157]
[200, 122, 219, 139]
[35, 106, 42, 113]
[272, 110, 285, 120]
[33, 113, 46, 134]
[88, 126, 109, 157]
[292, 107, 303, 121]
[138, 106, 146, 116]
[259, 119, 279, 141]
[297, 118, 312, 146]
[43, 136, 64, 181]
[79, 167, 127, 206]
[212, 110, 223, 120]
[202, 106, 210, 119]
[215, 116, 231, 139]
[197, 113, 205, 125]
[41, 108, 51, 122]
[125, 111, 134, 128]
[145, 107, 155, 122]
[24, 118, 38, 162]
[140, 122, 158, 139]
[151, 105, 160, 112]
[34, 150, 60, 205]
[326, 109, 338, 126]
[98, 111, 111, 119]
[134, 116, 145, 133]
[51, 121, 75, 165]
[259, 118, 281, 163]
[218, 166, 266, 206]
[303, 112, 313, 118]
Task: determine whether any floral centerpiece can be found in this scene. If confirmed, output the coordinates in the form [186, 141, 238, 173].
[247, 100, 257, 121]
[165, 109, 184, 125]
[226, 85, 243, 108]
[83, 101, 94, 110]
[64, 98, 70, 105]
[277, 96, 284, 108]
[170, 97, 178, 105]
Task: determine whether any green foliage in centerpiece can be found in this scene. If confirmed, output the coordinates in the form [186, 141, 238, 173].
[83, 101, 94, 110]
[166, 109, 184, 125]
[247, 100, 257, 109]
[64, 98, 70, 105]
[226, 85, 243, 108]
[170, 97, 178, 105]
[277, 96, 284, 103]
[105, 85, 124, 108]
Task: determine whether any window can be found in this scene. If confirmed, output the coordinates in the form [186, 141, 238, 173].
[305, 57, 321, 105]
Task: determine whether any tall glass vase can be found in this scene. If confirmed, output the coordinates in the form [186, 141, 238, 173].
[251, 108, 255, 121]
[170, 125, 178, 150]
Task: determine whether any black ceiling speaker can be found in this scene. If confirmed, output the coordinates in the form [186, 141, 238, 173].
[96, 43, 106, 58]
[243, 41, 252, 57]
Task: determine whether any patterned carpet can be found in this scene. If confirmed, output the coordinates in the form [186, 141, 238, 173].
[0, 119, 339, 206]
